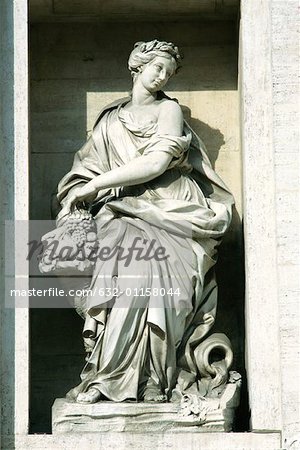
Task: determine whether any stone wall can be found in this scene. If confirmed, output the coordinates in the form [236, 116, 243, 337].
[271, 1, 300, 448]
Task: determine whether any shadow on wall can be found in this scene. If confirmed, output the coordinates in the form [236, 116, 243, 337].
[182, 105, 248, 430]
[215, 211, 249, 431]
[181, 105, 225, 169]
[30, 309, 84, 433]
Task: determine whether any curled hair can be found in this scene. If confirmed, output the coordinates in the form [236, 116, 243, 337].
[128, 40, 182, 78]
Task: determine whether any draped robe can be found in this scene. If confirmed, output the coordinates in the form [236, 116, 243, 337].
[57, 95, 234, 401]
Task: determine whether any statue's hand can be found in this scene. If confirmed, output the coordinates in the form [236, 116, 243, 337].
[56, 205, 71, 226]
[68, 184, 98, 212]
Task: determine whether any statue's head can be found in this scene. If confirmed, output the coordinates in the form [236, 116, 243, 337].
[128, 40, 182, 88]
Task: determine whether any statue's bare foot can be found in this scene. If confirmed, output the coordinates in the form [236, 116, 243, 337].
[76, 387, 101, 404]
[144, 388, 167, 403]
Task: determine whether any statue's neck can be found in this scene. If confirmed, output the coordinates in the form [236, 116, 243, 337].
[131, 82, 157, 106]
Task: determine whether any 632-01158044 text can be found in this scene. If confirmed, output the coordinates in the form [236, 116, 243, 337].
[96, 287, 181, 297]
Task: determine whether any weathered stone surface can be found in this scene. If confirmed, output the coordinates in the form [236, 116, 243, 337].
[3, 432, 282, 450]
[239, 0, 283, 432]
[52, 379, 241, 434]
[29, 0, 239, 22]
[272, 0, 300, 446]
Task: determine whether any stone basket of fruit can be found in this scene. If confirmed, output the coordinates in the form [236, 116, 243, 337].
[39, 209, 98, 276]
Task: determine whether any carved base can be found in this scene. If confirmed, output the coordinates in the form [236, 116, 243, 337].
[52, 377, 241, 433]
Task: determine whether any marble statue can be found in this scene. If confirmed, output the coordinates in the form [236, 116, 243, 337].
[46, 40, 240, 429]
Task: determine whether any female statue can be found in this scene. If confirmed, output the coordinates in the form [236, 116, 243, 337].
[55, 40, 234, 404]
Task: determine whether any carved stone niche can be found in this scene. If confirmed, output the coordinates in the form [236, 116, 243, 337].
[29, 11, 245, 436]
[0, 1, 282, 448]
[30, 0, 247, 433]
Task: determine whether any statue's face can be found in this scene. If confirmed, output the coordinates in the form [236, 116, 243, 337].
[138, 55, 176, 93]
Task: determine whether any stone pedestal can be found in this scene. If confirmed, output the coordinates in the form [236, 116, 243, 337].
[52, 378, 241, 433]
